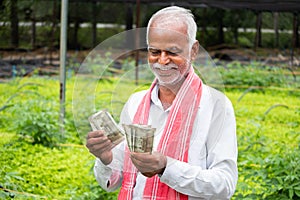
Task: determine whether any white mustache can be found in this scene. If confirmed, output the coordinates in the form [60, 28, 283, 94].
[152, 63, 178, 71]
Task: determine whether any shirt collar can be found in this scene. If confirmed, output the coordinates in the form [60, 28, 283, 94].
[150, 84, 172, 112]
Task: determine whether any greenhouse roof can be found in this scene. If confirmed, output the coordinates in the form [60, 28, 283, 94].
[71, 0, 300, 12]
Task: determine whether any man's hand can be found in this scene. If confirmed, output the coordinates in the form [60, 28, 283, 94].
[130, 152, 167, 178]
[86, 130, 113, 165]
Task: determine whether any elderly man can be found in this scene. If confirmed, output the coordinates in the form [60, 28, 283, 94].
[86, 6, 238, 200]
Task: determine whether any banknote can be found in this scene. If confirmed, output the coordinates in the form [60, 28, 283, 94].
[123, 124, 133, 151]
[88, 110, 124, 145]
[122, 124, 155, 153]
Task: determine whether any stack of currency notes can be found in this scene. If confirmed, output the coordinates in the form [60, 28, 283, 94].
[88, 110, 125, 146]
[122, 124, 156, 153]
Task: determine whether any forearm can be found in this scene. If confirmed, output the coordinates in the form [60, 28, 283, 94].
[160, 157, 237, 199]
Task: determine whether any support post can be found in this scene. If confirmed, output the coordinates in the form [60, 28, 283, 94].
[273, 12, 279, 48]
[254, 11, 262, 51]
[60, 0, 68, 133]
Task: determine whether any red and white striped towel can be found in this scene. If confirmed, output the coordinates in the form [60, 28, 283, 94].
[119, 67, 203, 200]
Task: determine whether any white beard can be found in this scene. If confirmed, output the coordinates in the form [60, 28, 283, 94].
[150, 62, 188, 87]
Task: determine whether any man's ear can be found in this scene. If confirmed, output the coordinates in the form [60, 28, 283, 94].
[191, 40, 199, 61]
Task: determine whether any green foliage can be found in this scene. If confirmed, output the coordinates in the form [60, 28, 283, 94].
[11, 99, 63, 147]
[0, 79, 64, 147]
[0, 81, 42, 129]
[217, 62, 292, 88]
[238, 36, 254, 48]
[236, 134, 300, 199]
[263, 149, 300, 199]
[0, 65, 299, 199]
[231, 88, 300, 199]
[0, 133, 117, 199]
[0, 82, 42, 112]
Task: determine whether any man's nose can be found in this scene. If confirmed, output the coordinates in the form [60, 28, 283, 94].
[158, 51, 170, 65]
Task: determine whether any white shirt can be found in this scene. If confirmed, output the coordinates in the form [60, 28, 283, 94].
[94, 84, 238, 200]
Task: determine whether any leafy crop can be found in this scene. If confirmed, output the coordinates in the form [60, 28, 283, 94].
[0, 133, 116, 199]
[11, 99, 64, 147]
[217, 61, 296, 89]
[0, 70, 299, 199]
[0, 79, 65, 147]
[231, 88, 300, 199]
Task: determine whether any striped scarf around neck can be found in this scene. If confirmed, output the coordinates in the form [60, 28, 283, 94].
[118, 67, 203, 200]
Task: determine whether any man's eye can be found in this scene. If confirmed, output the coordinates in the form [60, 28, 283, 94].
[150, 50, 161, 55]
[168, 51, 178, 56]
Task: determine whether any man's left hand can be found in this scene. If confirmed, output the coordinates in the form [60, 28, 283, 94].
[130, 152, 167, 178]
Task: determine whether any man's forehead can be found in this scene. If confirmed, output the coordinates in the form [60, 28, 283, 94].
[148, 27, 189, 42]
[148, 29, 189, 49]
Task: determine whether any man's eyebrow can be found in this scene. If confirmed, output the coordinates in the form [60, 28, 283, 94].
[148, 46, 182, 52]
[166, 47, 182, 52]
[147, 46, 159, 50]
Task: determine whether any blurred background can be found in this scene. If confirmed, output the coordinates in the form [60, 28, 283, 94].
[0, 0, 299, 199]
[0, 0, 300, 77]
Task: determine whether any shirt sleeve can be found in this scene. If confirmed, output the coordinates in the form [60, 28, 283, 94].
[160, 94, 238, 199]
[94, 141, 125, 192]
[93, 93, 138, 192]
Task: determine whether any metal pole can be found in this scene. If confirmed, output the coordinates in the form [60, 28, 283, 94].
[60, 0, 68, 133]
[135, 0, 140, 85]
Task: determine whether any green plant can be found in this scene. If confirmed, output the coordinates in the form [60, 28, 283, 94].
[232, 88, 300, 199]
[0, 132, 118, 199]
[0, 73, 299, 199]
[0, 167, 23, 199]
[218, 62, 288, 88]
[0, 82, 42, 112]
[11, 99, 64, 147]
[238, 36, 253, 48]
[262, 148, 300, 199]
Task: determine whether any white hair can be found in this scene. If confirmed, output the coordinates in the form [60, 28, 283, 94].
[146, 6, 197, 47]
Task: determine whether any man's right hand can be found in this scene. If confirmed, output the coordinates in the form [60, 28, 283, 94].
[86, 130, 113, 165]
